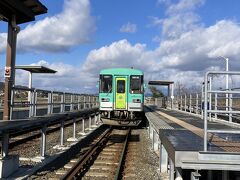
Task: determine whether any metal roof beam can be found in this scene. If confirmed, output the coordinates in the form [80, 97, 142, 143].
[0, 0, 47, 24]
[0, 1, 35, 20]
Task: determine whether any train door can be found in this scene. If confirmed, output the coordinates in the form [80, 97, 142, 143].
[115, 77, 127, 109]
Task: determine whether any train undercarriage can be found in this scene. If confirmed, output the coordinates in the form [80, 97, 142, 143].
[100, 110, 143, 126]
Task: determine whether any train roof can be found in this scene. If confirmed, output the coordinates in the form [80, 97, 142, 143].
[100, 68, 143, 75]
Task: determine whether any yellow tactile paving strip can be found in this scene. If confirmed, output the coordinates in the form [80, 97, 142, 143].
[156, 110, 240, 152]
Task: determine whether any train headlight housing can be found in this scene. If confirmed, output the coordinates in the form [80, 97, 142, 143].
[101, 98, 110, 102]
[132, 99, 141, 103]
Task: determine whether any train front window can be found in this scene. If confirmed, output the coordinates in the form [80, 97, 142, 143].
[117, 80, 125, 93]
[130, 75, 142, 94]
[100, 75, 112, 93]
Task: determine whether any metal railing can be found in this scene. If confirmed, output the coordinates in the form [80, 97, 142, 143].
[175, 94, 202, 115]
[151, 94, 203, 115]
[147, 72, 240, 152]
[8, 86, 99, 120]
[147, 92, 240, 121]
[203, 71, 240, 151]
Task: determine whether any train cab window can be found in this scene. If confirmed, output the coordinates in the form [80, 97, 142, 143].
[117, 80, 125, 93]
[100, 75, 112, 93]
[130, 75, 143, 94]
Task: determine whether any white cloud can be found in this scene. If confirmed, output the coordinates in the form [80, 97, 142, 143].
[79, 17, 240, 91]
[167, 0, 204, 13]
[148, 16, 162, 28]
[120, 22, 137, 33]
[0, 34, 7, 52]
[15, 40, 154, 92]
[78, 38, 204, 87]
[152, 0, 204, 39]
[152, 35, 162, 42]
[10, 0, 240, 93]
[0, 0, 95, 53]
[15, 60, 87, 92]
[15, 17, 240, 93]
[80, 39, 156, 74]
[157, 0, 171, 5]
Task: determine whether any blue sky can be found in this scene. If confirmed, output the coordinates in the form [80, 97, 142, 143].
[1, 0, 240, 92]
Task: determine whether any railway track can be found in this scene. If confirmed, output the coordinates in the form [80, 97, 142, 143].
[47, 127, 131, 180]
[25, 121, 160, 180]
[122, 133, 139, 179]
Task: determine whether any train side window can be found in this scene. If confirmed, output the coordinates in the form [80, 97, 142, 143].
[117, 80, 125, 93]
[100, 75, 112, 93]
[130, 75, 142, 94]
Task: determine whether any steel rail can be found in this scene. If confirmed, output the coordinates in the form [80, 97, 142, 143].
[114, 127, 131, 180]
[61, 127, 112, 180]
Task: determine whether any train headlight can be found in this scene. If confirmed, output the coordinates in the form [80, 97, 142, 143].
[132, 99, 141, 103]
[101, 98, 110, 102]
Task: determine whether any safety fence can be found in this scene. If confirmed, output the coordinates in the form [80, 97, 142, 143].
[147, 70, 240, 152]
[150, 90, 240, 125]
[1, 86, 98, 120]
[203, 71, 240, 151]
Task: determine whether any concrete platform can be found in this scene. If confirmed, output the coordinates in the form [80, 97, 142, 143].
[145, 106, 240, 171]
[0, 108, 99, 178]
[0, 108, 98, 137]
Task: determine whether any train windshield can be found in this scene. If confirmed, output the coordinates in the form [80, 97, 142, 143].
[130, 75, 143, 94]
[100, 75, 112, 93]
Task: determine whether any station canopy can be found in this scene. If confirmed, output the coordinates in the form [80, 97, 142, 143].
[148, 80, 174, 86]
[0, 0, 47, 24]
[15, 65, 57, 74]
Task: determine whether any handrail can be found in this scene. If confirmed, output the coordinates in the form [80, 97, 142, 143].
[203, 70, 240, 152]
[7, 86, 99, 119]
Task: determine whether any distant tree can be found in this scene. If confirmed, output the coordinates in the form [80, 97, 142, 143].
[149, 86, 164, 98]
[175, 81, 185, 96]
[188, 84, 201, 94]
[175, 81, 201, 96]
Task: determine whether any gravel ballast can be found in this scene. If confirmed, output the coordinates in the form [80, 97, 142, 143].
[130, 128, 160, 180]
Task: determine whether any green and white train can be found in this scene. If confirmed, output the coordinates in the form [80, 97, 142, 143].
[99, 68, 145, 126]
